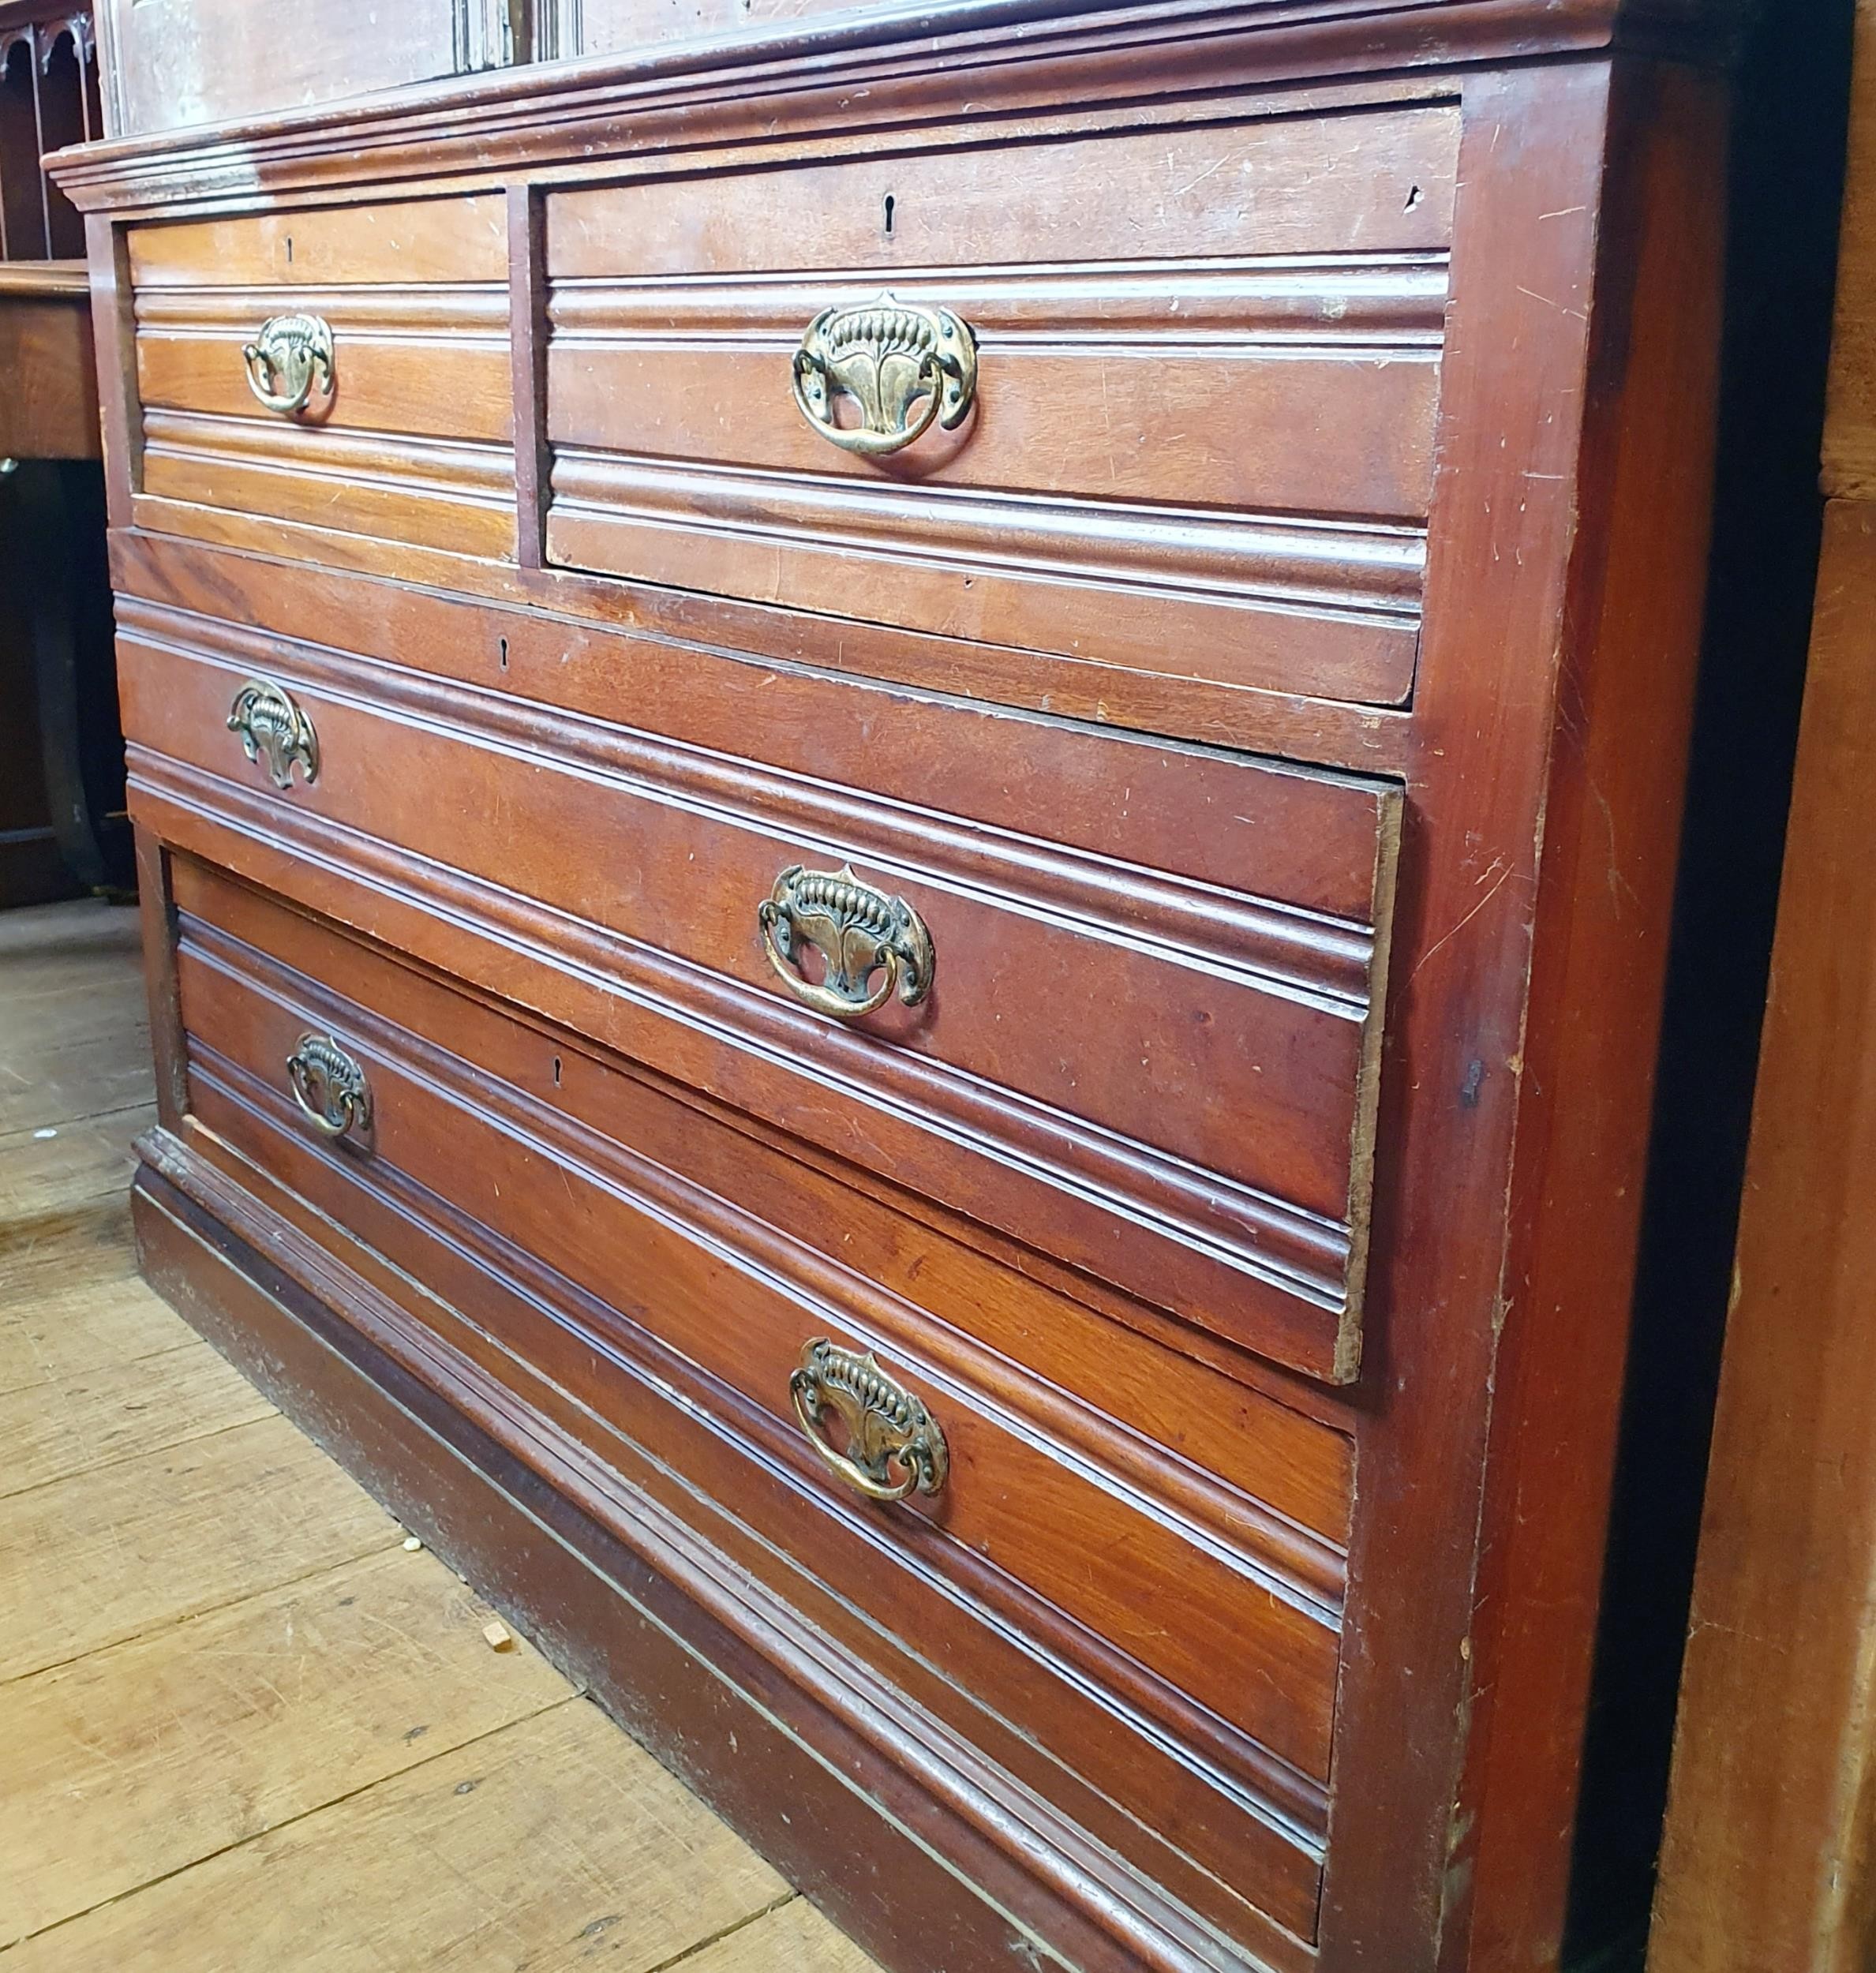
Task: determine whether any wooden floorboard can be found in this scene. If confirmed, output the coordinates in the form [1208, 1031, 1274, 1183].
[2, 1703, 794, 1973]
[0, 1548, 575, 1945]
[0, 896, 875, 1970]
[0, 1338, 275, 1496]
[0, 1102, 155, 1228]
[0, 1414, 409, 1682]
[0, 1201, 195, 1395]
[687, 1897, 903, 1971]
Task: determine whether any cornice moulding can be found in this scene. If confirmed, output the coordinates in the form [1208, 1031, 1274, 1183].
[45, 0, 1728, 213]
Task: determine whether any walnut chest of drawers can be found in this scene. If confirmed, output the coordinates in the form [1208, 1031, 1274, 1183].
[51, 7, 1729, 1968]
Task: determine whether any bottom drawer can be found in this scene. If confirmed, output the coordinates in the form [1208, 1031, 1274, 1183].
[169, 854, 1354, 1957]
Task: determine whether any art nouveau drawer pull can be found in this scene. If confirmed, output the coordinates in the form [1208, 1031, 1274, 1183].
[242, 313, 335, 417]
[790, 1338, 949, 1503]
[227, 678, 319, 790]
[286, 1034, 373, 1144]
[790, 294, 978, 457]
[758, 862, 934, 1021]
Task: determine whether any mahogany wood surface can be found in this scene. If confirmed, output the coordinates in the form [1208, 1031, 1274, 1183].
[114, 592, 1399, 1381]
[167, 854, 1344, 1947]
[1822, 0, 1876, 503]
[0, 262, 98, 459]
[51, 7, 1734, 1968]
[125, 197, 511, 286]
[131, 1161, 1209, 1973]
[541, 110, 1445, 713]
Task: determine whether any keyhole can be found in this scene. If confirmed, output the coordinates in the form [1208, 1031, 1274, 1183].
[284, 235, 294, 264]
[552, 1055, 562, 1087]
[498, 636, 508, 672]
[883, 193, 895, 236]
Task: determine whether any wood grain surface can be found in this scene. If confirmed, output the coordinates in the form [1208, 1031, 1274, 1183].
[0, 265, 99, 461]
[44, 3, 1737, 1966]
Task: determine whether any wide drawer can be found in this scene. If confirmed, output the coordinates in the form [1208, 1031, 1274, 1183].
[169, 856, 1354, 1952]
[129, 197, 517, 560]
[543, 103, 1456, 711]
[118, 593, 1402, 1382]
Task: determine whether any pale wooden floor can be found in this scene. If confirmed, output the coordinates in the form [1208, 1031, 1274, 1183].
[0, 898, 878, 1973]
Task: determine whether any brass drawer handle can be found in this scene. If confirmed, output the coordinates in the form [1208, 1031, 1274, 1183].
[790, 1338, 949, 1503]
[758, 863, 934, 1022]
[242, 313, 335, 417]
[790, 293, 978, 457]
[227, 678, 319, 791]
[286, 1034, 373, 1144]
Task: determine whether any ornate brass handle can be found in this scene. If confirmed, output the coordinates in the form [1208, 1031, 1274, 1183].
[286, 1034, 373, 1144]
[790, 294, 978, 457]
[242, 313, 335, 417]
[227, 678, 319, 791]
[790, 1338, 949, 1503]
[758, 863, 934, 1022]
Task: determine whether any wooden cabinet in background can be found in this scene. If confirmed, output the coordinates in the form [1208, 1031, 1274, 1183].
[0, 6, 120, 905]
[50, 7, 1732, 1969]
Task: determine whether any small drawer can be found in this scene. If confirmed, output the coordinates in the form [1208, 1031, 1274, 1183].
[169, 856, 1355, 1949]
[118, 596, 1402, 1383]
[129, 197, 516, 559]
[542, 103, 1457, 712]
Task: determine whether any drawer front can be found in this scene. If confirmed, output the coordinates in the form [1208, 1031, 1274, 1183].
[170, 855, 1353, 1949]
[118, 595, 1401, 1382]
[543, 104, 1456, 711]
[129, 198, 517, 559]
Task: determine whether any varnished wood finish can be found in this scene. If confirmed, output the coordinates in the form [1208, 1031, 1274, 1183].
[167, 856, 1347, 1948]
[544, 111, 1447, 710]
[116, 593, 1399, 1381]
[53, 8, 1732, 1969]
[127, 197, 516, 560]
[0, 6, 101, 260]
[1447, 61, 1725, 1967]
[0, 262, 97, 459]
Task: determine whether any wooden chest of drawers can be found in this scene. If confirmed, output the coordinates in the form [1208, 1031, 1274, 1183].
[51, 6, 1730, 1968]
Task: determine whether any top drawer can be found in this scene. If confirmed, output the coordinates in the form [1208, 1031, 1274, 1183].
[130, 197, 517, 560]
[543, 103, 1456, 711]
